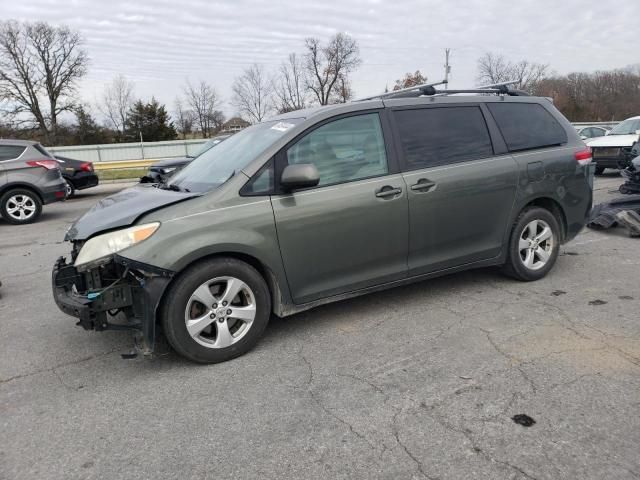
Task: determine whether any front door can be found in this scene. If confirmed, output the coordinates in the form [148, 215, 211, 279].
[390, 105, 519, 276]
[271, 112, 409, 304]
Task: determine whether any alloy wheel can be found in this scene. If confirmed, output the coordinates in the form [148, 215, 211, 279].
[184, 276, 257, 349]
[5, 194, 37, 222]
[518, 219, 554, 271]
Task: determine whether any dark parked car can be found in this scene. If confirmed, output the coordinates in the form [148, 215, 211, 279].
[141, 135, 230, 183]
[53, 85, 594, 364]
[0, 139, 66, 224]
[54, 155, 99, 197]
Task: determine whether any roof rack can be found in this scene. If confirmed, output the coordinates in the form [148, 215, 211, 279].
[354, 79, 530, 102]
[353, 80, 449, 102]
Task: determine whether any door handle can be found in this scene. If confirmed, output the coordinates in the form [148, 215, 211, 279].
[410, 178, 437, 192]
[375, 186, 403, 198]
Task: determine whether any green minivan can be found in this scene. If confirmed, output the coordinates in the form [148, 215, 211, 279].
[52, 87, 594, 363]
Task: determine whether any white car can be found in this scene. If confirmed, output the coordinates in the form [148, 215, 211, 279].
[587, 116, 640, 174]
[576, 126, 609, 140]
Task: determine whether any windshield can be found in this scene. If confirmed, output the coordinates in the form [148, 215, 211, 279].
[609, 118, 640, 135]
[191, 137, 226, 158]
[169, 119, 302, 192]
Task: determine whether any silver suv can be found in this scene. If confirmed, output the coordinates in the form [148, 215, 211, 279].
[0, 139, 67, 224]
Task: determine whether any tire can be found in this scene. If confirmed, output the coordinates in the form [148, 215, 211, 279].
[161, 257, 271, 364]
[501, 207, 560, 282]
[64, 179, 75, 198]
[0, 188, 42, 225]
[595, 166, 605, 175]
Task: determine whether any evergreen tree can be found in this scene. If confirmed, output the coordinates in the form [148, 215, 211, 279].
[124, 98, 177, 142]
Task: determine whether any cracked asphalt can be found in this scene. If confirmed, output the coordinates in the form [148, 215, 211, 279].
[1, 174, 639, 480]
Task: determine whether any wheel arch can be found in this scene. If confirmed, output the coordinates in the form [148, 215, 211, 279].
[157, 250, 288, 321]
[0, 183, 44, 204]
[522, 196, 568, 241]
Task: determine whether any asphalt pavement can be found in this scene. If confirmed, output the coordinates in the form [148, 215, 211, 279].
[1, 174, 639, 479]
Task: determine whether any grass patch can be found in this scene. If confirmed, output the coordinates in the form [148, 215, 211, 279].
[96, 167, 148, 181]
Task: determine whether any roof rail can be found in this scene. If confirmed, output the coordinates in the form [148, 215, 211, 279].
[353, 80, 448, 102]
[354, 79, 530, 102]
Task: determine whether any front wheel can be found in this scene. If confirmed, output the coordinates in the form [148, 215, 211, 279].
[161, 258, 271, 364]
[594, 166, 605, 175]
[502, 207, 560, 281]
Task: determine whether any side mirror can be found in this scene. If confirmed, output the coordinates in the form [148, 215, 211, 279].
[580, 135, 588, 140]
[635, 130, 640, 135]
[281, 164, 320, 191]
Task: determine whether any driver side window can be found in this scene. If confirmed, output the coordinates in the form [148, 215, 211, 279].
[286, 113, 388, 187]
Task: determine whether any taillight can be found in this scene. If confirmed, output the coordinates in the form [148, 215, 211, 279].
[26, 160, 59, 170]
[574, 148, 592, 166]
[80, 162, 93, 172]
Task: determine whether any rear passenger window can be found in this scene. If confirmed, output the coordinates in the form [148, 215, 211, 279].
[393, 106, 493, 170]
[0, 145, 26, 161]
[487, 103, 567, 152]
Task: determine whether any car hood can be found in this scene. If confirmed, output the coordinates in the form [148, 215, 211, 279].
[65, 184, 200, 241]
[587, 134, 639, 147]
[151, 157, 193, 168]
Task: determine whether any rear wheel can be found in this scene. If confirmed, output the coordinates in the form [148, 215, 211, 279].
[161, 258, 271, 364]
[595, 166, 605, 175]
[0, 188, 42, 225]
[64, 179, 75, 198]
[502, 207, 560, 281]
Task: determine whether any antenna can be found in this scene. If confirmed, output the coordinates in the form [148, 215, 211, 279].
[353, 80, 449, 102]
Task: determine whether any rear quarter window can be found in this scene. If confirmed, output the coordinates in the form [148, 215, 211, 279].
[487, 103, 567, 152]
[0, 145, 26, 161]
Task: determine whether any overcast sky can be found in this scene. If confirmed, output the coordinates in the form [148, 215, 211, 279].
[3, 0, 639, 119]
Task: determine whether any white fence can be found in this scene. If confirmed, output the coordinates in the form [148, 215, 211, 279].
[46, 121, 621, 163]
[48, 138, 208, 162]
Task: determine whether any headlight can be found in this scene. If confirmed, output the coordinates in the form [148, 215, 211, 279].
[74, 222, 160, 270]
[161, 167, 177, 174]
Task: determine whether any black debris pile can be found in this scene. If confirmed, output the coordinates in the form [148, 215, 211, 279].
[588, 195, 640, 237]
[619, 146, 640, 194]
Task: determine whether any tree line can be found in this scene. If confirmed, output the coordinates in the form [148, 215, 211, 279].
[2, 19, 639, 147]
[476, 52, 640, 122]
[0, 20, 363, 146]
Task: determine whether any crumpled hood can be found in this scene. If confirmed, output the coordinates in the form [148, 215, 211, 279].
[65, 184, 200, 241]
[587, 134, 639, 148]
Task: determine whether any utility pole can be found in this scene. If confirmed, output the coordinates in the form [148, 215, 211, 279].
[444, 48, 451, 89]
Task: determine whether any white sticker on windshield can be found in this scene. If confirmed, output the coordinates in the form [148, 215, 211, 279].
[271, 122, 295, 132]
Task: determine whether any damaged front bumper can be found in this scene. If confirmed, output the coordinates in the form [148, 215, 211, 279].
[52, 254, 174, 354]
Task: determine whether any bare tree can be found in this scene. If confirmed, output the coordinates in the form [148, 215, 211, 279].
[330, 74, 353, 103]
[210, 110, 226, 133]
[0, 20, 88, 143]
[100, 74, 134, 139]
[173, 97, 194, 139]
[304, 33, 361, 105]
[231, 63, 273, 123]
[272, 53, 307, 113]
[183, 80, 221, 137]
[476, 52, 548, 91]
[476, 52, 511, 85]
